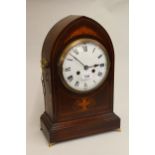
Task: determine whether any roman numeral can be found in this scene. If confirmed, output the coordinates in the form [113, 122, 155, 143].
[92, 47, 96, 53]
[98, 54, 103, 59]
[64, 67, 71, 72]
[74, 81, 79, 87]
[82, 45, 87, 52]
[100, 63, 104, 67]
[84, 82, 88, 89]
[73, 49, 79, 55]
[67, 58, 73, 61]
[67, 75, 73, 82]
[98, 72, 102, 77]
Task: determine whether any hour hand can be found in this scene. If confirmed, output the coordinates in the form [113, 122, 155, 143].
[88, 63, 104, 68]
[93, 64, 99, 67]
[88, 64, 99, 68]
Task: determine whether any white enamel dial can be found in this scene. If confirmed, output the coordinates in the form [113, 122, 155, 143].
[60, 39, 110, 93]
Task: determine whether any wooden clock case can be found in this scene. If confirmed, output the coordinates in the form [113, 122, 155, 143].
[40, 15, 120, 144]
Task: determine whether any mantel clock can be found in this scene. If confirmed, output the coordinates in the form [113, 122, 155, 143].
[40, 15, 120, 145]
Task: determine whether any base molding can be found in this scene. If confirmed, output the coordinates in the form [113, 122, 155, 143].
[40, 112, 120, 143]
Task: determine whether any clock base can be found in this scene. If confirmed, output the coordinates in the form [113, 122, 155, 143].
[40, 112, 120, 143]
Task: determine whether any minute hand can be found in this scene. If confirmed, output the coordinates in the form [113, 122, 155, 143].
[69, 54, 85, 67]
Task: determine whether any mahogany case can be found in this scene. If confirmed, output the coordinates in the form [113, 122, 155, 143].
[40, 15, 120, 143]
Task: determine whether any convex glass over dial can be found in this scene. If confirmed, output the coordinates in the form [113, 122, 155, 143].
[59, 38, 110, 93]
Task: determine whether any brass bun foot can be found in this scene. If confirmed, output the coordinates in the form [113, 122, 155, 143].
[48, 143, 55, 147]
[116, 128, 121, 132]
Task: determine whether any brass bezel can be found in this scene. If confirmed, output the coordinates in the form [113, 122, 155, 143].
[58, 38, 111, 94]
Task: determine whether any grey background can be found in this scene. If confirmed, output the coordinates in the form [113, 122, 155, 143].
[27, 0, 128, 154]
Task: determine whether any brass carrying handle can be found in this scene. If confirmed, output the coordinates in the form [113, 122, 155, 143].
[41, 58, 48, 70]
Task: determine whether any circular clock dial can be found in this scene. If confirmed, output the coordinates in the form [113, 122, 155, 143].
[60, 39, 110, 93]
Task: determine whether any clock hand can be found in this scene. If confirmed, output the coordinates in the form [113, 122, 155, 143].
[88, 63, 104, 68]
[69, 54, 85, 66]
[93, 64, 99, 67]
[69, 54, 89, 70]
[88, 64, 99, 68]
